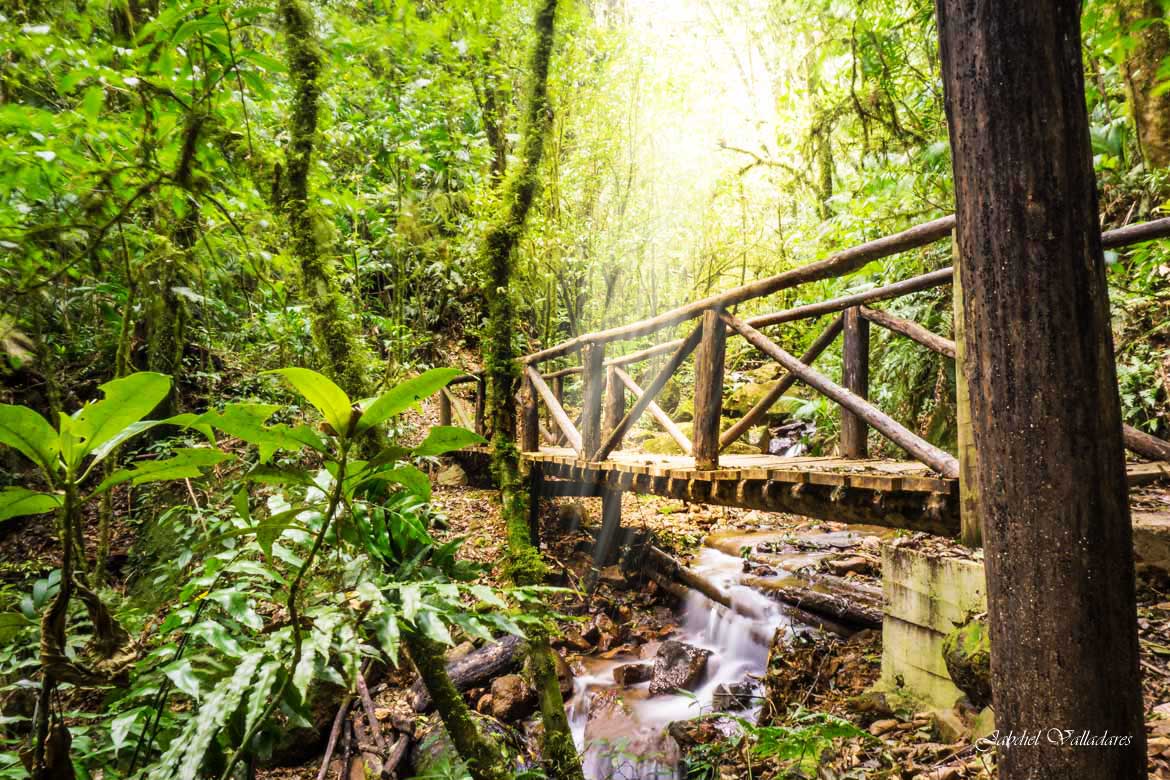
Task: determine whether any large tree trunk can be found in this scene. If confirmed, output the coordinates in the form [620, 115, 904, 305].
[935, 2, 1146, 778]
[1119, 0, 1170, 168]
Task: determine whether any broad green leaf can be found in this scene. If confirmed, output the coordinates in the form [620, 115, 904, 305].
[399, 584, 420, 624]
[66, 373, 170, 465]
[469, 584, 507, 609]
[418, 609, 453, 646]
[92, 448, 232, 494]
[266, 368, 353, 435]
[0, 488, 62, 522]
[189, 619, 244, 658]
[86, 412, 206, 468]
[412, 425, 486, 457]
[110, 707, 146, 754]
[195, 403, 324, 461]
[382, 464, 431, 501]
[0, 404, 59, 474]
[0, 612, 33, 643]
[356, 368, 463, 431]
[374, 611, 400, 666]
[163, 658, 203, 700]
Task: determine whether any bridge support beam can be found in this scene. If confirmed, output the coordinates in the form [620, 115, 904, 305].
[527, 461, 544, 547]
[937, 1, 1145, 776]
[693, 307, 727, 470]
[604, 366, 625, 449]
[585, 486, 623, 592]
[840, 307, 870, 458]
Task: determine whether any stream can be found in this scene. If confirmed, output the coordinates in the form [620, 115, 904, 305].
[566, 547, 792, 780]
[564, 527, 887, 780]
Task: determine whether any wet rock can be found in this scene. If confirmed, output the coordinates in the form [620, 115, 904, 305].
[435, 463, 467, 486]
[649, 640, 711, 696]
[557, 501, 588, 530]
[712, 680, 757, 712]
[553, 650, 575, 697]
[612, 663, 653, 686]
[476, 693, 493, 714]
[825, 555, 876, 577]
[942, 618, 991, 709]
[490, 674, 537, 722]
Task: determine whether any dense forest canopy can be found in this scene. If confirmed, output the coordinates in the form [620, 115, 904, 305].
[0, 0, 1167, 778]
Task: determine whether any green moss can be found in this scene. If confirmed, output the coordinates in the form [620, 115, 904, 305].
[941, 618, 992, 709]
[279, 0, 371, 400]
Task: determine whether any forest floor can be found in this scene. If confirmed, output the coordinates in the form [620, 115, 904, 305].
[3, 392, 1168, 779]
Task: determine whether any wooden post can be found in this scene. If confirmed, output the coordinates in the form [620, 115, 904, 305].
[692, 307, 727, 470]
[552, 375, 565, 444]
[604, 366, 625, 447]
[586, 486, 623, 592]
[438, 389, 452, 427]
[840, 307, 869, 458]
[528, 462, 544, 547]
[474, 376, 486, 436]
[579, 342, 605, 459]
[521, 373, 539, 453]
[937, 2, 1145, 776]
[952, 235, 981, 548]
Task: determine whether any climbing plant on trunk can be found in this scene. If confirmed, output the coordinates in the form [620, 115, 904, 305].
[480, 1, 584, 778]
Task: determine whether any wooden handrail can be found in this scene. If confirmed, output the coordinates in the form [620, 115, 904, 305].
[613, 367, 692, 454]
[522, 216, 1170, 366]
[721, 311, 960, 477]
[860, 306, 956, 359]
[525, 366, 583, 454]
[592, 324, 703, 462]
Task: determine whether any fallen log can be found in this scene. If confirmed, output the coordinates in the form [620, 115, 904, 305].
[741, 575, 882, 629]
[642, 545, 854, 638]
[409, 634, 525, 712]
[1123, 424, 1170, 462]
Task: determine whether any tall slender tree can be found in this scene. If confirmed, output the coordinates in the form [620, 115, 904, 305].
[481, 0, 585, 777]
[935, 2, 1146, 778]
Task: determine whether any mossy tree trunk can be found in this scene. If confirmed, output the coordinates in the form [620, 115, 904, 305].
[403, 629, 512, 780]
[480, 1, 583, 778]
[279, 0, 371, 399]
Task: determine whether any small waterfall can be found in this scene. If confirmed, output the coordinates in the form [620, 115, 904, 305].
[567, 548, 790, 780]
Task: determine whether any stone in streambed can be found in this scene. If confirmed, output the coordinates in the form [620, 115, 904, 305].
[612, 663, 653, 686]
[490, 674, 537, 722]
[649, 640, 711, 696]
[712, 680, 758, 711]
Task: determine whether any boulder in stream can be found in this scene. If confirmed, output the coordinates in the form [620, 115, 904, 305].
[612, 662, 653, 686]
[712, 680, 758, 712]
[649, 640, 711, 696]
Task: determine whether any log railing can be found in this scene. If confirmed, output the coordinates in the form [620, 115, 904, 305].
[457, 215, 1170, 479]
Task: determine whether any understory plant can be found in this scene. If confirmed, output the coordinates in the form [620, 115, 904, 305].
[0, 367, 554, 779]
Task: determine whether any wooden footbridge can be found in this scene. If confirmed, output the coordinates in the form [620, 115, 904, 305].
[450, 214, 1170, 547]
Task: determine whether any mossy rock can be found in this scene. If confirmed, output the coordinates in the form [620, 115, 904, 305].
[674, 397, 694, 422]
[942, 618, 991, 709]
[723, 380, 780, 418]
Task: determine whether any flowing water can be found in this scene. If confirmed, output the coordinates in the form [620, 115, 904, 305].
[566, 547, 795, 780]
